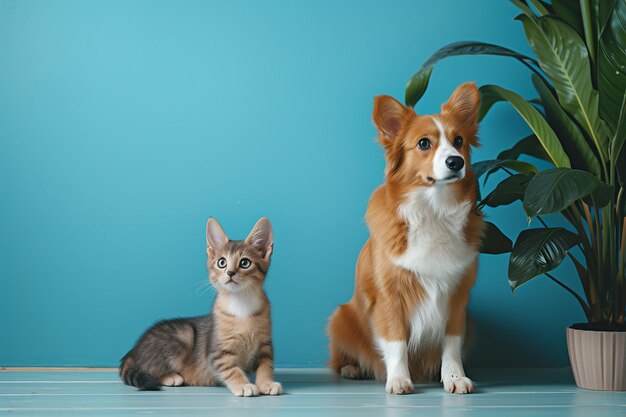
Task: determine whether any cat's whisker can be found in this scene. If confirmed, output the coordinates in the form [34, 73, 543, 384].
[194, 279, 218, 298]
[194, 282, 212, 295]
[206, 282, 220, 295]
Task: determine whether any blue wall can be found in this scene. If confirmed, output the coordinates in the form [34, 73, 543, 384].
[0, 0, 585, 368]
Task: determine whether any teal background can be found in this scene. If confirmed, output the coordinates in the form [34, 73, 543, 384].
[0, 0, 585, 368]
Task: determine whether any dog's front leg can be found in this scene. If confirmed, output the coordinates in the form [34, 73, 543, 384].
[441, 335, 472, 393]
[377, 339, 413, 394]
[441, 261, 477, 394]
[373, 298, 414, 395]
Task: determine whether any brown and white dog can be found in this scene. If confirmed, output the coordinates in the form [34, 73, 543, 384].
[328, 83, 484, 395]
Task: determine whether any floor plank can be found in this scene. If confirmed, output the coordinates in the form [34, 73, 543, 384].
[0, 369, 624, 416]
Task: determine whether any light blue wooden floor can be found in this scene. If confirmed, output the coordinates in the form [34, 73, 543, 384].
[1, 368, 625, 416]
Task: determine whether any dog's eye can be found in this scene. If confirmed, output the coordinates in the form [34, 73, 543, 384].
[454, 136, 463, 148]
[217, 258, 227, 268]
[239, 258, 251, 269]
[417, 138, 431, 150]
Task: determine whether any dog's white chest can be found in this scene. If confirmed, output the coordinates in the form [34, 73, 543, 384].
[395, 186, 475, 279]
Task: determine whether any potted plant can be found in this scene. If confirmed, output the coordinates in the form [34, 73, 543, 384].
[404, 0, 625, 390]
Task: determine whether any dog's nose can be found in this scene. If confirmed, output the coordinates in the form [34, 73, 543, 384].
[445, 156, 465, 172]
[226, 271, 235, 277]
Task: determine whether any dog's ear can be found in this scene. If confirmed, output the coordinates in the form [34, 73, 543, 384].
[373, 95, 412, 148]
[441, 82, 480, 127]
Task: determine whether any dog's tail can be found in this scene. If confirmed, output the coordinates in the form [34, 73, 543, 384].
[119, 354, 162, 391]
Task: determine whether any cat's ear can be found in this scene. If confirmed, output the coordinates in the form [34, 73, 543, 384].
[246, 217, 273, 260]
[206, 218, 228, 257]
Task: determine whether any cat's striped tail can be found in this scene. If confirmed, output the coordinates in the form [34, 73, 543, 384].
[119, 355, 162, 391]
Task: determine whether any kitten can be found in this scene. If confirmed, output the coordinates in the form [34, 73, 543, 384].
[120, 217, 282, 397]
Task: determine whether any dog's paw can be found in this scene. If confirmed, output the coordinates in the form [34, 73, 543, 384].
[443, 376, 474, 394]
[385, 377, 415, 395]
[340, 365, 362, 379]
[160, 373, 184, 387]
[232, 383, 259, 397]
[259, 381, 283, 396]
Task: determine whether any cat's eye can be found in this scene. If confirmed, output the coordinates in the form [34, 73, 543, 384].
[239, 258, 251, 269]
[454, 136, 463, 148]
[417, 138, 431, 150]
[217, 257, 227, 269]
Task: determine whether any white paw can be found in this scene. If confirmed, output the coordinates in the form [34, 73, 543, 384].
[161, 373, 184, 387]
[233, 383, 259, 397]
[443, 376, 474, 394]
[385, 377, 415, 395]
[260, 381, 283, 395]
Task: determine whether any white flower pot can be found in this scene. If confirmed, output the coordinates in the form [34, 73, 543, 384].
[567, 325, 626, 391]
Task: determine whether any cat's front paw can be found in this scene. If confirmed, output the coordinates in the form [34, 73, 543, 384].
[259, 381, 283, 395]
[443, 376, 474, 394]
[232, 383, 259, 397]
[160, 373, 184, 387]
[385, 377, 415, 395]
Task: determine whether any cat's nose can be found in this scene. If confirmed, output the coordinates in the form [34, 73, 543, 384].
[226, 271, 235, 277]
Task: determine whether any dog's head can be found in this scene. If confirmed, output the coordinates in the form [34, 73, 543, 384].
[372, 82, 480, 188]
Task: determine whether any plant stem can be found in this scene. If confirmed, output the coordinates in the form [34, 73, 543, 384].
[615, 217, 626, 324]
[564, 205, 599, 320]
[501, 167, 515, 176]
[537, 216, 549, 228]
[545, 272, 591, 320]
[594, 205, 603, 265]
[582, 202, 596, 249]
[568, 252, 592, 310]
[564, 207, 592, 260]
[605, 203, 617, 323]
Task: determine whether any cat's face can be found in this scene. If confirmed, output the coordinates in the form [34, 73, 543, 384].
[205, 217, 273, 294]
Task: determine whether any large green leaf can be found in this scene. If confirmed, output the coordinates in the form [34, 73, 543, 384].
[497, 134, 551, 162]
[480, 173, 533, 208]
[523, 168, 600, 217]
[518, 14, 606, 160]
[598, 0, 618, 34]
[582, 181, 613, 208]
[480, 222, 513, 254]
[404, 42, 540, 107]
[552, 0, 584, 37]
[479, 84, 571, 168]
[472, 159, 538, 182]
[598, 0, 626, 140]
[531, 74, 601, 175]
[508, 227, 581, 291]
